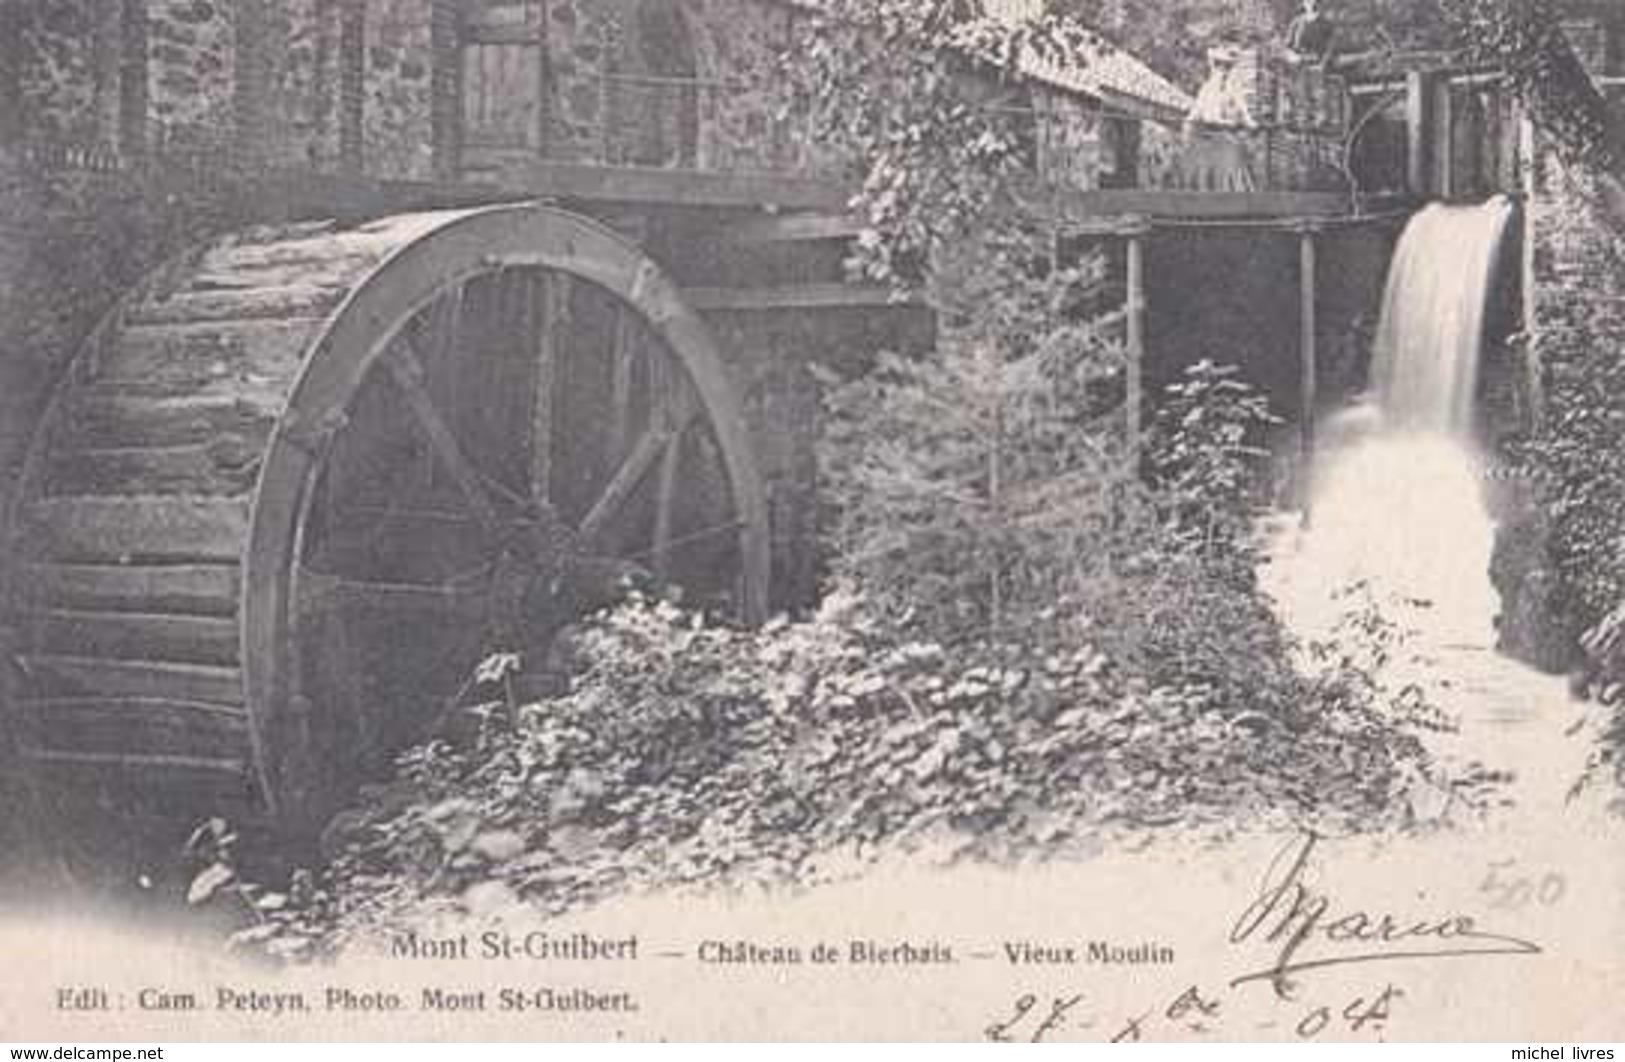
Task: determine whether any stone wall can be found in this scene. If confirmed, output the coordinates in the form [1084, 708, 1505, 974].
[6, 0, 1154, 184]
[263, 0, 345, 170]
[365, 0, 435, 179]
[147, 0, 235, 141]
[539, 0, 820, 174]
[688, 0, 809, 173]
[539, 0, 619, 163]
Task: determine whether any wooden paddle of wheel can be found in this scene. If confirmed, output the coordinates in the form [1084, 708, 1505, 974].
[3, 205, 769, 852]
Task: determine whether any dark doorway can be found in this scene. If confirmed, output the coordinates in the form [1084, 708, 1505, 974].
[610, 0, 700, 168]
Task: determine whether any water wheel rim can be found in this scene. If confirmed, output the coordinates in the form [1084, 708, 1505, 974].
[243, 204, 769, 829]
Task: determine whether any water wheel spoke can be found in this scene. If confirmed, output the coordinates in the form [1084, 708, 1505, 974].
[608, 310, 638, 463]
[578, 408, 695, 544]
[625, 517, 747, 566]
[420, 282, 466, 494]
[652, 419, 687, 581]
[530, 273, 569, 506]
[385, 337, 502, 540]
[296, 566, 492, 621]
[345, 504, 485, 526]
[579, 369, 699, 542]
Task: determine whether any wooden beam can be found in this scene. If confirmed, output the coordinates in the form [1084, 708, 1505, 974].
[530, 272, 565, 505]
[1432, 73, 1454, 200]
[386, 339, 502, 541]
[718, 211, 865, 246]
[579, 422, 678, 543]
[1406, 69, 1437, 199]
[1051, 189, 1402, 222]
[18, 748, 251, 788]
[17, 655, 243, 705]
[479, 159, 849, 211]
[684, 283, 918, 312]
[1122, 216, 1149, 452]
[21, 563, 239, 616]
[1295, 219, 1321, 521]
[26, 497, 249, 564]
[29, 609, 241, 668]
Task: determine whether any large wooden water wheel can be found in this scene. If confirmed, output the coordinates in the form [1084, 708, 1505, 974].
[3, 204, 769, 847]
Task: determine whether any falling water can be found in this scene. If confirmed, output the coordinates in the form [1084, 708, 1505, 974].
[1368, 197, 1517, 435]
[1269, 196, 1516, 650]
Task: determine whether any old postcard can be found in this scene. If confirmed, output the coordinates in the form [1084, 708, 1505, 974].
[1, 0, 1623, 1043]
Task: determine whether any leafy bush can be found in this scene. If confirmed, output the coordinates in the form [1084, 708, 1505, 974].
[819, 319, 1287, 694]
[217, 353, 1453, 956]
[1505, 175, 1625, 795]
[814, 316, 1127, 647]
[244, 575, 1447, 954]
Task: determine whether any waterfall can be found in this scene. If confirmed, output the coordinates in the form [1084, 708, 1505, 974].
[1269, 197, 1516, 649]
[1368, 198, 1516, 436]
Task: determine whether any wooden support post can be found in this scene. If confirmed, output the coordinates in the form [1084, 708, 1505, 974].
[1295, 219, 1322, 522]
[1406, 70, 1436, 199]
[1121, 216, 1150, 456]
[1433, 76, 1455, 200]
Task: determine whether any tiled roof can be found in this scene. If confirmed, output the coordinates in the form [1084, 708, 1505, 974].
[980, 0, 1193, 117]
[780, 0, 1193, 118]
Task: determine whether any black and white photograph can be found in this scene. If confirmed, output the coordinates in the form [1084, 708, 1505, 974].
[0, 0, 1621, 1044]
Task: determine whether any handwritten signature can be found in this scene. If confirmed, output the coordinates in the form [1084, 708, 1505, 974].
[982, 831, 1548, 1041]
[1229, 831, 1542, 997]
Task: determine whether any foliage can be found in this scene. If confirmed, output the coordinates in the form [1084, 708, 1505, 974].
[184, 818, 332, 963]
[813, 274, 1127, 645]
[235, 577, 1451, 954]
[1052, 0, 1457, 90]
[1516, 316, 1625, 627]
[1444, 0, 1615, 174]
[819, 325, 1285, 697]
[205, 338, 1453, 958]
[794, 2, 1288, 695]
[1506, 178, 1625, 796]
[788, 0, 1102, 289]
[1148, 360, 1276, 569]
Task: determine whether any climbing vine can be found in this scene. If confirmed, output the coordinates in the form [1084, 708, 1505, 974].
[1444, 0, 1616, 173]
